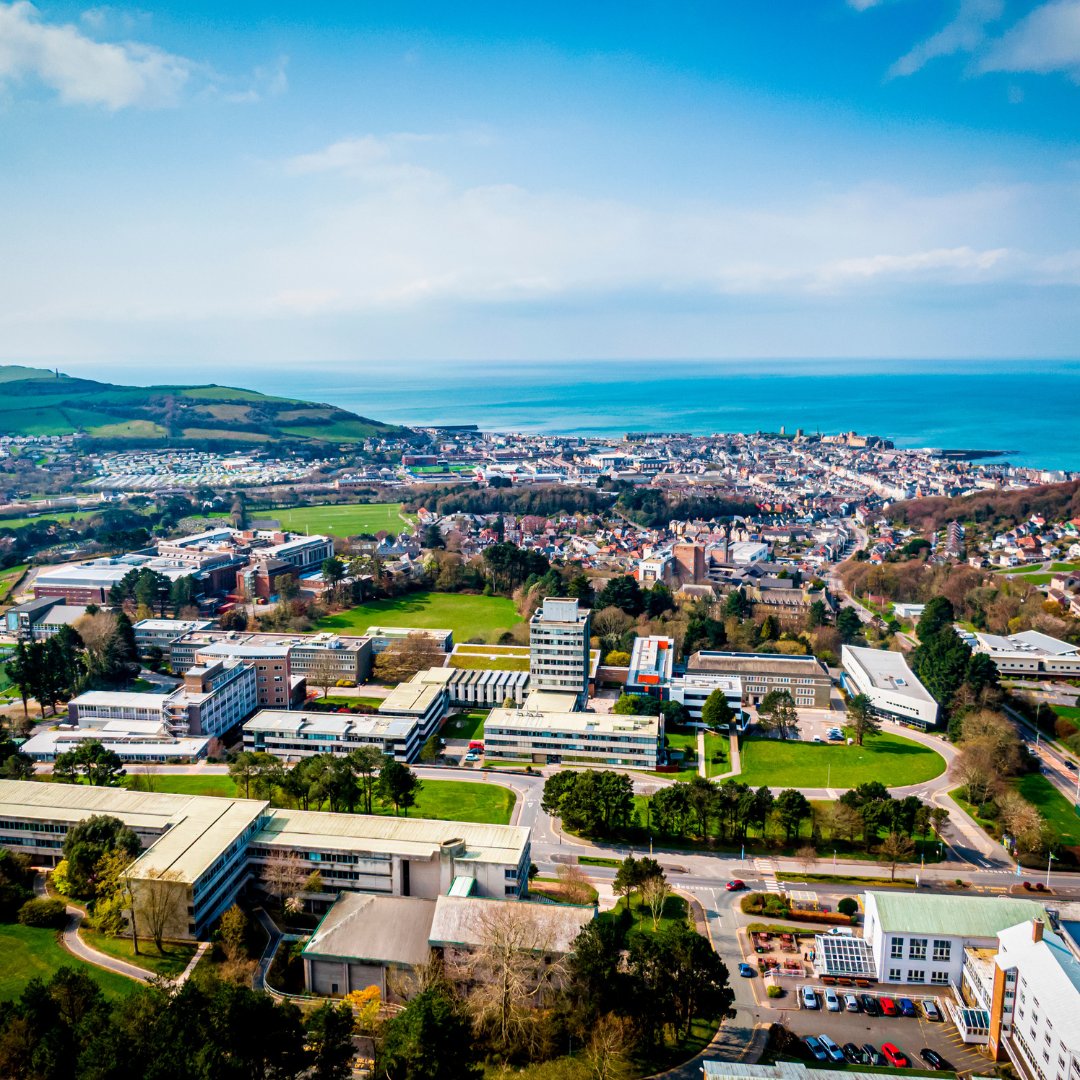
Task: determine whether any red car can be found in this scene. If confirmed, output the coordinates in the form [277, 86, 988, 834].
[881, 1043, 910, 1068]
[879, 997, 898, 1017]
[725, 879, 746, 891]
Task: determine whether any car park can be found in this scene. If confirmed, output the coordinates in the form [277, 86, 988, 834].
[818, 1035, 845, 1064]
[738, 963, 756, 978]
[880, 996, 899, 1016]
[862, 1044, 885, 1066]
[898, 997, 917, 1018]
[801, 986, 819, 1009]
[860, 994, 880, 1016]
[882, 1043, 911, 1068]
[844, 993, 860, 1013]
[824, 988, 841, 1012]
[804, 1037, 828, 1062]
[844, 1043, 868, 1065]
[922, 999, 942, 1022]
[920, 1048, 951, 1070]
[726, 879, 746, 891]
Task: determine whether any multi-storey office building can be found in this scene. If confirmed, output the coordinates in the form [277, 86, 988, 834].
[378, 677, 449, 740]
[529, 598, 591, 707]
[484, 708, 661, 768]
[841, 644, 939, 730]
[133, 618, 216, 651]
[685, 650, 832, 709]
[0, 779, 531, 940]
[243, 710, 422, 763]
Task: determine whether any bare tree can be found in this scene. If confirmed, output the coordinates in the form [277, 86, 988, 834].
[640, 873, 672, 931]
[997, 790, 1045, 854]
[308, 652, 342, 700]
[450, 903, 566, 1057]
[556, 864, 595, 906]
[878, 832, 915, 881]
[590, 606, 633, 652]
[260, 851, 308, 914]
[130, 868, 183, 953]
[373, 632, 446, 683]
[795, 845, 818, 874]
[586, 1013, 634, 1080]
[952, 741, 1001, 806]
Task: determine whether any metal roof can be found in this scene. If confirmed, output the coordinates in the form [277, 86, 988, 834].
[868, 892, 1047, 938]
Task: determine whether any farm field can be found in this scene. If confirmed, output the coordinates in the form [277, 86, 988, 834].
[736, 730, 946, 789]
[315, 590, 523, 643]
[0, 922, 139, 1002]
[261, 502, 412, 535]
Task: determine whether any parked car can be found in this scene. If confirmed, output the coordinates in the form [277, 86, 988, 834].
[882, 1043, 911, 1068]
[726, 879, 746, 891]
[844, 1043, 869, 1065]
[812, 736, 825, 743]
[804, 1037, 827, 1063]
[844, 993, 860, 1013]
[824, 988, 841, 1012]
[922, 999, 942, 1022]
[818, 1035, 845, 1064]
[801, 986, 819, 1010]
[862, 1044, 886, 1066]
[1066, 760, 1077, 772]
[738, 963, 756, 978]
[920, 1048, 951, 1071]
[861, 994, 881, 1016]
[898, 997, 918, 1018]
[880, 996, 899, 1016]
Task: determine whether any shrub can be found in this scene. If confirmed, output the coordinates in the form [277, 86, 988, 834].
[837, 897, 859, 917]
[1055, 717, 1078, 739]
[51, 859, 74, 896]
[17, 898, 67, 928]
[767, 984, 784, 998]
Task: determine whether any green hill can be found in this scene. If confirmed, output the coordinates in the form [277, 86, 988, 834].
[0, 366, 401, 446]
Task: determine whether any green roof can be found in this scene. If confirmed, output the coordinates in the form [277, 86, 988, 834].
[868, 891, 1047, 939]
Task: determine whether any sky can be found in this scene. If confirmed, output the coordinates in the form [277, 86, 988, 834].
[1, 0, 1079, 372]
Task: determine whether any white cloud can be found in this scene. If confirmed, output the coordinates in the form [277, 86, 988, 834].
[979, 0, 1080, 79]
[0, 0, 191, 107]
[848, 0, 887, 10]
[889, 0, 1004, 77]
[285, 134, 443, 186]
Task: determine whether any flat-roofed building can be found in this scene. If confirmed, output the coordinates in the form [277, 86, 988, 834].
[841, 644, 939, 729]
[134, 618, 215, 651]
[0, 779, 531, 941]
[21, 721, 210, 764]
[529, 598, 591, 707]
[243, 710, 421, 762]
[193, 641, 294, 709]
[4, 597, 88, 640]
[485, 707, 661, 768]
[669, 672, 746, 726]
[412, 666, 529, 709]
[378, 677, 449, 740]
[970, 630, 1080, 679]
[686, 650, 832, 709]
[625, 635, 675, 697]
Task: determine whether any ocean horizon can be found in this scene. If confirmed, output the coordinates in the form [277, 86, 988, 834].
[68, 358, 1080, 473]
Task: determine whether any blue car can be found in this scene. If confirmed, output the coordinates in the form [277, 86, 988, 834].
[898, 997, 918, 1018]
[738, 963, 756, 978]
[804, 1037, 828, 1062]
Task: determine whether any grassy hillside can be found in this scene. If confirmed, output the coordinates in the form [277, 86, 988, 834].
[0, 365, 400, 445]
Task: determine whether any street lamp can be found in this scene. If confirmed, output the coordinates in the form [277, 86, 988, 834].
[1046, 851, 1056, 890]
[1035, 700, 1043, 748]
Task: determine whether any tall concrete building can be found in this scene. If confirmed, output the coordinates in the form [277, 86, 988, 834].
[529, 597, 591, 708]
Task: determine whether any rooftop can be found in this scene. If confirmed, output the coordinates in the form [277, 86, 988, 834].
[303, 893, 436, 967]
[244, 709, 417, 740]
[974, 630, 1080, 658]
[486, 707, 659, 737]
[868, 892, 1047, 938]
[428, 894, 593, 954]
[842, 645, 936, 704]
[379, 680, 446, 716]
[997, 920, 1080, 1033]
[687, 650, 826, 676]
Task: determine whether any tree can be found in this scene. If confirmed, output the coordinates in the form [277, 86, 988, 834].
[758, 689, 799, 741]
[261, 851, 309, 914]
[304, 1001, 356, 1080]
[604, 650, 631, 666]
[62, 814, 141, 899]
[775, 789, 811, 843]
[381, 984, 481, 1080]
[846, 693, 879, 746]
[228, 749, 278, 799]
[321, 556, 347, 605]
[420, 734, 444, 763]
[660, 700, 689, 727]
[348, 745, 385, 814]
[219, 903, 248, 964]
[836, 607, 863, 643]
[566, 572, 595, 607]
[701, 688, 736, 731]
[646, 583, 675, 617]
[878, 831, 915, 880]
[807, 599, 827, 629]
[596, 575, 644, 616]
[130, 867, 183, 953]
[309, 651, 343, 699]
[641, 871, 672, 931]
[377, 758, 422, 815]
[613, 692, 660, 716]
[795, 845, 817, 874]
[591, 606, 633, 652]
[912, 627, 973, 707]
[374, 632, 446, 682]
[952, 739, 1001, 806]
[917, 596, 956, 641]
[54, 740, 126, 788]
[837, 896, 859, 917]
[555, 863, 596, 905]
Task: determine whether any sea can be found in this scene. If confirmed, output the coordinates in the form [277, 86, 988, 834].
[86, 358, 1080, 473]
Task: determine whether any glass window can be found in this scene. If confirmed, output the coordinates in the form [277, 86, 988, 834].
[933, 939, 952, 962]
[889, 968, 902, 982]
[891, 939, 904, 959]
[908, 970, 926, 983]
[931, 972, 950, 985]
[909, 938, 928, 960]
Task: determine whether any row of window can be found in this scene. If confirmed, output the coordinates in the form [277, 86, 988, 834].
[889, 937, 952, 961]
[886, 967, 949, 985]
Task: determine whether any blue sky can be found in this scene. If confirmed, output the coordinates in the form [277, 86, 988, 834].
[1, 0, 1079, 372]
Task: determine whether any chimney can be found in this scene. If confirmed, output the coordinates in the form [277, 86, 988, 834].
[1032, 919, 1044, 943]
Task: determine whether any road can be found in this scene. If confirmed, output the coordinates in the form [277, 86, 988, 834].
[1004, 702, 1080, 804]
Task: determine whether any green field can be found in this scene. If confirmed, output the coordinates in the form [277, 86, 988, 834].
[1015, 773, 1080, 846]
[0, 922, 139, 1002]
[998, 564, 1047, 574]
[444, 710, 488, 740]
[124, 772, 514, 824]
[0, 510, 98, 529]
[663, 731, 701, 780]
[315, 590, 523, 643]
[263, 502, 412, 536]
[1050, 562, 1080, 573]
[0, 563, 28, 602]
[736, 731, 947, 789]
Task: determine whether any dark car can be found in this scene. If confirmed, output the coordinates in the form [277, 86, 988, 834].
[861, 994, 881, 1017]
[844, 1043, 868, 1065]
[804, 1037, 827, 1063]
[862, 1044, 886, 1066]
[920, 1048, 952, 1071]
[898, 997, 918, 1018]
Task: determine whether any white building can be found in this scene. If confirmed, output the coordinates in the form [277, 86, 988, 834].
[670, 673, 746, 726]
[378, 675, 449, 740]
[243, 710, 421, 762]
[729, 541, 770, 565]
[529, 598, 591, 707]
[21, 721, 210, 764]
[971, 630, 1080, 679]
[484, 707, 661, 768]
[841, 645, 940, 730]
[862, 891, 1048, 988]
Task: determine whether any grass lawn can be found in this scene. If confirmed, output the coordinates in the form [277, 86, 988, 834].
[1050, 562, 1080, 572]
[0, 922, 139, 1002]
[0, 562, 28, 602]
[126, 774, 241, 798]
[605, 893, 690, 937]
[1053, 705, 1080, 723]
[736, 731, 946, 789]
[80, 929, 197, 978]
[579, 855, 621, 868]
[444, 710, 488, 740]
[0, 511, 99, 529]
[997, 564, 1047, 574]
[1015, 773, 1080, 846]
[665, 730, 700, 779]
[454, 644, 530, 656]
[261, 502, 413, 536]
[530, 876, 600, 905]
[704, 732, 728, 778]
[314, 590, 523, 643]
[407, 779, 514, 824]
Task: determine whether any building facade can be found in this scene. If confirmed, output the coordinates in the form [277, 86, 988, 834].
[484, 708, 661, 768]
[243, 710, 422, 763]
[685, 650, 832, 709]
[529, 598, 591, 707]
[841, 645, 940, 730]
